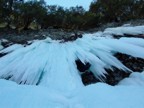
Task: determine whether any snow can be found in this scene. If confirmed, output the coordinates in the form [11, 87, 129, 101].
[0, 32, 144, 93]
[0, 44, 23, 54]
[120, 37, 144, 47]
[0, 79, 144, 108]
[0, 25, 144, 108]
[118, 72, 144, 86]
[73, 83, 144, 108]
[0, 79, 71, 108]
[104, 25, 144, 36]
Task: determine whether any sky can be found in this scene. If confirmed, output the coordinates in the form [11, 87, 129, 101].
[45, 0, 93, 10]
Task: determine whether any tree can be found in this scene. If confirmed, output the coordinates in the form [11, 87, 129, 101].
[82, 12, 100, 29]
[15, 1, 47, 30]
[89, 0, 142, 23]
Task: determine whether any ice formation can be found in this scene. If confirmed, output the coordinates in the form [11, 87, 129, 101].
[0, 31, 144, 93]
[104, 25, 144, 36]
[0, 25, 144, 108]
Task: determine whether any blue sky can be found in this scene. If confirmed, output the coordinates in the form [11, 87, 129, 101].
[45, 0, 93, 10]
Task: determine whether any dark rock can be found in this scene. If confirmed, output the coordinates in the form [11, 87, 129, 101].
[1, 41, 13, 48]
[75, 60, 91, 72]
[76, 52, 144, 86]
[105, 67, 130, 85]
[75, 59, 99, 85]
[81, 71, 100, 85]
[0, 53, 7, 57]
[113, 34, 144, 39]
[115, 53, 144, 72]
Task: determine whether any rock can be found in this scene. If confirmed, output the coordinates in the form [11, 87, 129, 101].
[105, 67, 130, 85]
[81, 71, 100, 85]
[115, 53, 144, 72]
[75, 53, 144, 86]
[76, 60, 91, 72]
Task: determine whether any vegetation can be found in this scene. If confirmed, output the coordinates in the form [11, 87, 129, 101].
[0, 0, 144, 31]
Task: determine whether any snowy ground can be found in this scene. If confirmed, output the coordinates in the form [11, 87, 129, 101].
[0, 25, 144, 108]
[0, 72, 144, 108]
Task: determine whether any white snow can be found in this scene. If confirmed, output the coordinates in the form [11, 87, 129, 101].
[0, 79, 71, 108]
[73, 83, 144, 108]
[0, 79, 144, 108]
[104, 25, 144, 36]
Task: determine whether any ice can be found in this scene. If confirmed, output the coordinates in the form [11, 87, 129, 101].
[0, 25, 144, 108]
[0, 79, 144, 108]
[0, 44, 23, 54]
[0, 34, 144, 93]
[120, 37, 144, 47]
[121, 23, 131, 27]
[104, 25, 144, 36]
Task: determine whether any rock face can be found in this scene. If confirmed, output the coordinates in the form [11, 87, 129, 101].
[0, 28, 84, 44]
[76, 53, 144, 86]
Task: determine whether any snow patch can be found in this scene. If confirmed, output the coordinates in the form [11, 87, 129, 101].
[0, 79, 71, 108]
[72, 82, 144, 108]
[118, 72, 144, 86]
[0, 79, 144, 108]
[104, 25, 144, 36]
